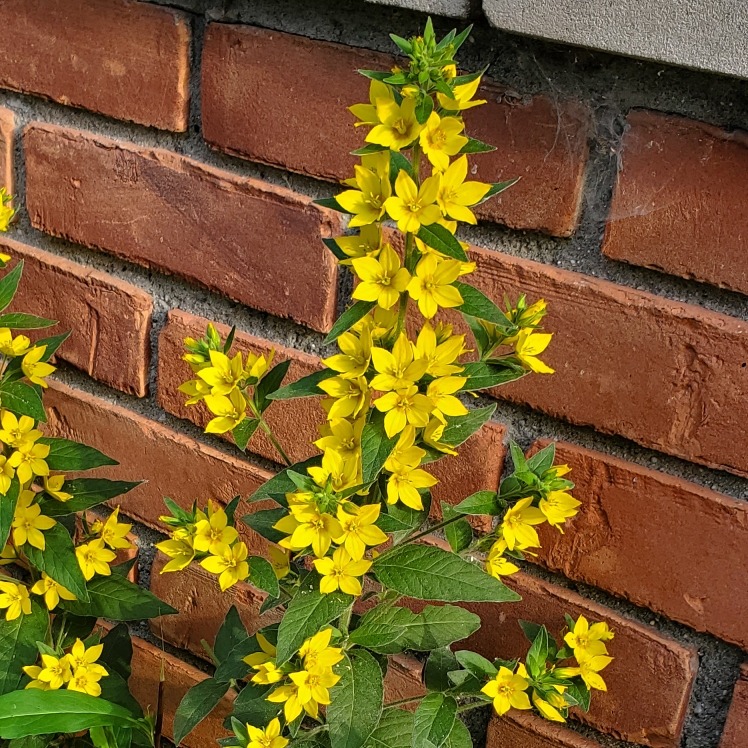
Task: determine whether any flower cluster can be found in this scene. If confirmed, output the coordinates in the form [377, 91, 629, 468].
[23, 638, 109, 697]
[0, 188, 13, 233]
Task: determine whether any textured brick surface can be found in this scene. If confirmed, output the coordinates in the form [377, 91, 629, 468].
[0, 108, 13, 197]
[1, 238, 152, 396]
[24, 124, 340, 333]
[0, 0, 190, 130]
[42, 381, 273, 537]
[721, 665, 748, 748]
[201, 24, 589, 237]
[603, 110, 748, 295]
[530, 440, 748, 650]
[487, 711, 605, 748]
[461, 243, 748, 477]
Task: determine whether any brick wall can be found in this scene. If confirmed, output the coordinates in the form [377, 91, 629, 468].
[1, 1, 747, 747]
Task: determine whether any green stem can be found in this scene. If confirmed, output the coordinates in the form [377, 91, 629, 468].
[406, 514, 464, 544]
[247, 398, 293, 467]
[383, 696, 423, 709]
[338, 606, 353, 636]
[457, 699, 492, 713]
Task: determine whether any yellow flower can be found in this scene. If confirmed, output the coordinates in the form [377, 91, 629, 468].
[436, 156, 491, 224]
[351, 244, 410, 310]
[243, 632, 276, 668]
[9, 442, 51, 484]
[298, 629, 344, 670]
[314, 546, 371, 596]
[156, 536, 195, 572]
[384, 170, 441, 234]
[275, 506, 343, 559]
[336, 165, 392, 227]
[0, 328, 30, 357]
[532, 691, 566, 722]
[0, 455, 14, 494]
[419, 112, 468, 172]
[481, 666, 532, 716]
[0, 543, 18, 565]
[288, 665, 341, 715]
[501, 498, 547, 551]
[12, 493, 56, 550]
[0, 188, 14, 231]
[371, 333, 428, 392]
[22, 346, 55, 388]
[197, 350, 246, 396]
[267, 683, 308, 723]
[75, 539, 117, 580]
[309, 448, 360, 494]
[200, 541, 250, 591]
[557, 652, 613, 692]
[353, 306, 397, 341]
[318, 375, 369, 420]
[0, 411, 42, 448]
[323, 328, 372, 380]
[437, 77, 486, 111]
[514, 329, 554, 374]
[67, 667, 104, 697]
[244, 350, 273, 382]
[407, 255, 464, 319]
[366, 97, 423, 151]
[193, 503, 238, 555]
[386, 463, 438, 510]
[485, 540, 520, 578]
[92, 507, 135, 550]
[374, 385, 433, 438]
[0, 582, 32, 620]
[269, 545, 290, 580]
[203, 388, 247, 434]
[564, 616, 613, 659]
[314, 417, 364, 465]
[246, 718, 288, 748]
[539, 490, 581, 530]
[383, 426, 426, 472]
[22, 665, 49, 691]
[43, 475, 72, 502]
[38, 654, 72, 690]
[426, 376, 468, 419]
[423, 414, 457, 456]
[335, 224, 382, 264]
[179, 378, 212, 405]
[413, 322, 465, 378]
[333, 504, 388, 560]
[31, 573, 76, 610]
[349, 80, 394, 127]
[251, 661, 285, 686]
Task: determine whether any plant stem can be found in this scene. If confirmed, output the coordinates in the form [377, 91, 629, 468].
[338, 605, 353, 635]
[406, 514, 464, 544]
[457, 699, 492, 713]
[247, 397, 293, 466]
[383, 696, 423, 709]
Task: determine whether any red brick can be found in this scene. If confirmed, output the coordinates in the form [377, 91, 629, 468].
[721, 665, 748, 748]
[201, 24, 589, 238]
[0, 0, 189, 130]
[23, 124, 340, 333]
[529, 440, 748, 650]
[459, 243, 748, 478]
[0, 108, 13, 197]
[42, 381, 274, 540]
[487, 711, 605, 748]
[1, 238, 152, 396]
[403, 571, 697, 747]
[602, 110, 748, 295]
[384, 654, 426, 709]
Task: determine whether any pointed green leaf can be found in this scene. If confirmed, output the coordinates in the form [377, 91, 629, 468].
[38, 479, 141, 517]
[255, 360, 292, 413]
[0, 600, 48, 695]
[0, 313, 56, 330]
[458, 361, 526, 392]
[416, 225, 468, 262]
[360, 411, 398, 485]
[232, 418, 259, 452]
[213, 606, 249, 665]
[390, 153, 414, 182]
[0, 262, 24, 313]
[173, 678, 229, 746]
[268, 369, 337, 401]
[458, 138, 496, 155]
[314, 197, 347, 213]
[248, 556, 280, 598]
[324, 301, 377, 345]
[445, 719, 472, 748]
[0, 382, 46, 422]
[424, 648, 460, 692]
[442, 504, 472, 553]
[351, 143, 389, 157]
[241, 508, 287, 544]
[39, 438, 118, 471]
[0, 477, 20, 549]
[363, 709, 413, 748]
[476, 178, 520, 205]
[247, 456, 321, 504]
[454, 282, 512, 327]
[422, 405, 497, 463]
[24, 523, 89, 601]
[454, 650, 498, 679]
[452, 490, 503, 516]
[357, 70, 392, 82]
[527, 443, 556, 475]
[413, 693, 456, 748]
[229, 683, 280, 727]
[323, 237, 348, 261]
[33, 331, 71, 362]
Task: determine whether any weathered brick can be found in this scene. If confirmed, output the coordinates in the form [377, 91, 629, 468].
[459, 243, 748, 478]
[0, 108, 13, 197]
[1, 238, 152, 396]
[529, 440, 748, 650]
[0, 0, 189, 130]
[43, 381, 273, 539]
[24, 124, 340, 333]
[602, 110, 748, 295]
[487, 711, 605, 748]
[721, 665, 748, 748]
[201, 24, 589, 237]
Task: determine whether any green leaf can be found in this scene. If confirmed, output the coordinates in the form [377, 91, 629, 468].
[509, 441, 528, 473]
[247, 456, 321, 504]
[452, 490, 503, 516]
[0, 477, 21, 549]
[416, 94, 434, 125]
[38, 479, 141, 517]
[424, 648, 460, 692]
[51, 613, 97, 650]
[248, 556, 280, 598]
[268, 369, 337, 401]
[463, 315, 490, 359]
[0, 313, 56, 330]
[255, 360, 292, 413]
[213, 606, 249, 665]
[389, 33, 412, 54]
[24, 523, 89, 601]
[416, 225, 468, 262]
[518, 619, 543, 645]
[567, 679, 591, 712]
[363, 709, 413, 748]
[275, 590, 352, 665]
[454, 283, 512, 328]
[99, 623, 133, 681]
[372, 545, 520, 603]
[389, 153, 414, 182]
[476, 178, 520, 205]
[99, 669, 143, 722]
[61, 575, 176, 620]
[322, 237, 348, 261]
[173, 678, 229, 746]
[241, 508, 287, 544]
[230, 683, 280, 727]
[527, 443, 556, 475]
[454, 651, 497, 679]
[458, 361, 526, 392]
[0, 382, 46, 422]
[357, 70, 392, 82]
[525, 626, 550, 678]
[232, 418, 259, 452]
[412, 693, 456, 748]
[323, 301, 377, 345]
[442, 504, 472, 553]
[445, 719, 472, 748]
[375, 512, 412, 533]
[458, 138, 496, 155]
[360, 411, 398, 485]
[0, 262, 23, 312]
[39, 438, 118, 471]
[0, 690, 140, 738]
[314, 197, 348, 213]
[350, 143, 388, 157]
[327, 651, 383, 748]
[34, 331, 71, 362]
[0, 600, 48, 695]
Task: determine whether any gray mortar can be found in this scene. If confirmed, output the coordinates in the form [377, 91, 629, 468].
[1, 1, 747, 745]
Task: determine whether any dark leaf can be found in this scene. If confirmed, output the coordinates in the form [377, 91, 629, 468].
[416, 225, 468, 262]
[323, 301, 377, 346]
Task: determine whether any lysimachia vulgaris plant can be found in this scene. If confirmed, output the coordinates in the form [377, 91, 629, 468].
[160, 20, 615, 748]
[0, 200, 176, 747]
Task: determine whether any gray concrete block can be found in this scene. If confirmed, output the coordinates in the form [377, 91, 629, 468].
[483, 0, 748, 79]
[365, 0, 479, 19]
